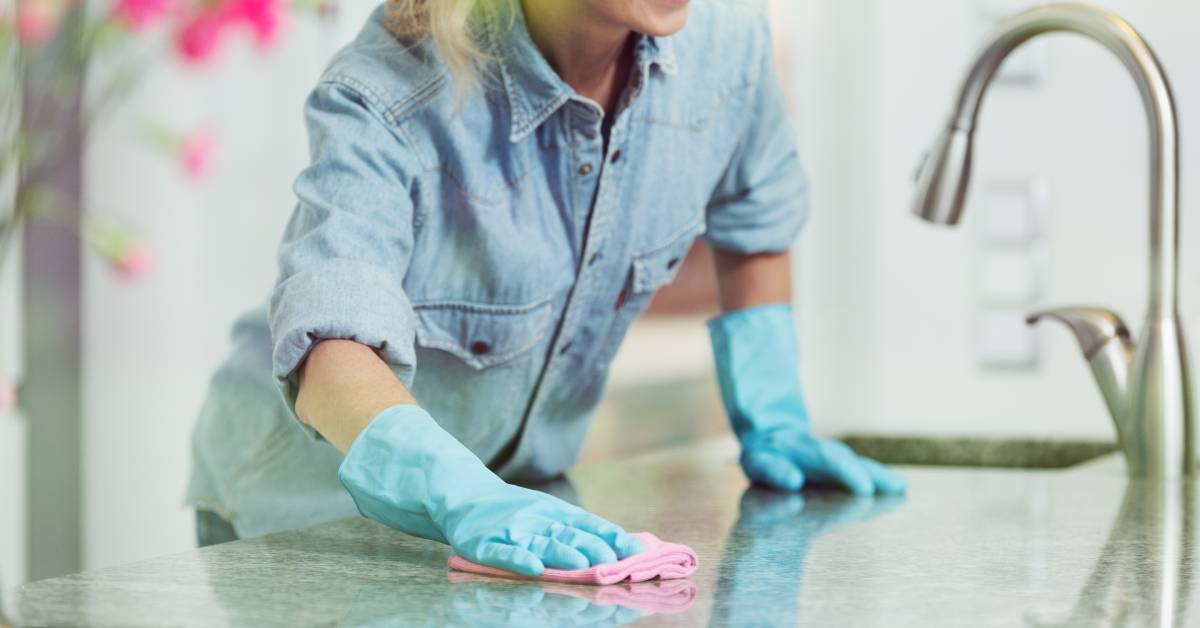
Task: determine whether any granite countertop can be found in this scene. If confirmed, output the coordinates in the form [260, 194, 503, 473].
[3, 438, 1193, 627]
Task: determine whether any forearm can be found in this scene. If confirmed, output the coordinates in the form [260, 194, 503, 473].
[712, 249, 792, 312]
[295, 339, 417, 453]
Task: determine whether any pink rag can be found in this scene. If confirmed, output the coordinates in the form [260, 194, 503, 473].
[447, 532, 698, 585]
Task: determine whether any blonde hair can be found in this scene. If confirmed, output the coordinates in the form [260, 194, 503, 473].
[385, 0, 500, 103]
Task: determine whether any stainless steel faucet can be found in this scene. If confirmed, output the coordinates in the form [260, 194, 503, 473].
[912, 3, 1193, 477]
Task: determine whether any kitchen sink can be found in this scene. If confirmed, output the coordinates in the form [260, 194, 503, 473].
[840, 435, 1118, 469]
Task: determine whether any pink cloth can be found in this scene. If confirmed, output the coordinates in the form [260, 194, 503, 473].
[447, 532, 698, 585]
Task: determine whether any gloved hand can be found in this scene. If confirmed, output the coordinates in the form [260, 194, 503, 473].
[708, 303, 906, 495]
[338, 405, 644, 576]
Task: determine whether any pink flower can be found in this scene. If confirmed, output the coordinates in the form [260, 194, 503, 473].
[112, 0, 169, 30]
[172, 0, 285, 62]
[174, 9, 229, 63]
[179, 128, 216, 178]
[115, 242, 156, 280]
[0, 377, 17, 414]
[83, 219, 156, 280]
[15, 0, 61, 45]
[228, 0, 282, 48]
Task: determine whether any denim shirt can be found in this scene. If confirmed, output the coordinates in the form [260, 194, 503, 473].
[187, 0, 807, 538]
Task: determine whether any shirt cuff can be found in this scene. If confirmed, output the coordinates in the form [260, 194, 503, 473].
[704, 191, 809, 255]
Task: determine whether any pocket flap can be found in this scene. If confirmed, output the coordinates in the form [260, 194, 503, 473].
[632, 222, 705, 294]
[413, 300, 554, 369]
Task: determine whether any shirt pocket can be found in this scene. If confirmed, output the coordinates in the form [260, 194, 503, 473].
[413, 299, 555, 370]
[588, 222, 704, 377]
[628, 219, 707, 300]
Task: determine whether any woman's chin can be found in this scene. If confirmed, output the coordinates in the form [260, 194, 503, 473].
[639, 5, 690, 38]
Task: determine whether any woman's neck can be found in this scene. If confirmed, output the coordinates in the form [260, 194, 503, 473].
[520, 0, 635, 116]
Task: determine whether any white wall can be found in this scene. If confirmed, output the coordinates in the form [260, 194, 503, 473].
[81, 3, 373, 571]
[788, 0, 887, 438]
[796, 0, 1200, 440]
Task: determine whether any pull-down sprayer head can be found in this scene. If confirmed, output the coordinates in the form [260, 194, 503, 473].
[912, 125, 974, 226]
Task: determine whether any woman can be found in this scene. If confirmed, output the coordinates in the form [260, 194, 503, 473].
[187, 0, 906, 576]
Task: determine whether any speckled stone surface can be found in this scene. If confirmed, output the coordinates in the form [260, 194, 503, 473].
[3, 438, 1195, 627]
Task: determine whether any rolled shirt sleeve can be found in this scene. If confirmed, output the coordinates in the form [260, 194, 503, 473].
[703, 17, 810, 255]
[268, 82, 419, 435]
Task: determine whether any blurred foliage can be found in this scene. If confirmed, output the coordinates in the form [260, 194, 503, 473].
[0, 0, 331, 278]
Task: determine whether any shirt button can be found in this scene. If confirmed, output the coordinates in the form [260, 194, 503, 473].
[559, 341, 573, 355]
[578, 163, 593, 176]
[610, 150, 622, 164]
[667, 257, 680, 270]
[588, 252, 601, 266]
[470, 341, 490, 355]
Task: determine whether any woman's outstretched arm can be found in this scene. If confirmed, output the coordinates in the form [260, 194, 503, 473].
[295, 339, 417, 453]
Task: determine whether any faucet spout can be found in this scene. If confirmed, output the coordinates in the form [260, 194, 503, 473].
[913, 3, 1194, 477]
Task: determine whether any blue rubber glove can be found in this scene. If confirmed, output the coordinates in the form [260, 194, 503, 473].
[708, 303, 907, 495]
[338, 405, 644, 576]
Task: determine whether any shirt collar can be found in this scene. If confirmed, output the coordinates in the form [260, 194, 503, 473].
[483, 2, 678, 143]
[634, 30, 677, 78]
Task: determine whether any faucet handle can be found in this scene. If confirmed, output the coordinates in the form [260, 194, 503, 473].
[1026, 306, 1132, 359]
[1027, 306, 1135, 443]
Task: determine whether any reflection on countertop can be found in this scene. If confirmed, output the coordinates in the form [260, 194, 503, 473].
[1025, 479, 1195, 627]
[5, 438, 1200, 626]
